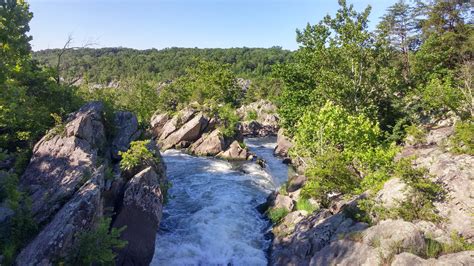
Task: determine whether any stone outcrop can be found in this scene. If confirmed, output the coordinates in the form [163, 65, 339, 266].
[15, 102, 168, 265]
[274, 128, 292, 158]
[113, 165, 166, 265]
[237, 100, 279, 137]
[392, 251, 474, 265]
[111, 111, 140, 160]
[160, 112, 209, 150]
[16, 168, 103, 265]
[399, 125, 474, 240]
[188, 129, 226, 156]
[20, 101, 106, 225]
[218, 141, 249, 160]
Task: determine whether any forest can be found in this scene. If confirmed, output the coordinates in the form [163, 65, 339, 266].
[0, 0, 473, 264]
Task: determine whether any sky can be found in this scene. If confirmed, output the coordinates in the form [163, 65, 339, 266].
[28, 0, 399, 51]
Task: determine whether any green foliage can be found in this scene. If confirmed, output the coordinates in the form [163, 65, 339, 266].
[72, 218, 127, 265]
[216, 104, 240, 138]
[405, 124, 427, 145]
[450, 120, 474, 155]
[119, 140, 157, 172]
[301, 149, 359, 207]
[0, 171, 38, 265]
[295, 198, 318, 214]
[157, 60, 243, 112]
[33, 47, 292, 85]
[267, 208, 289, 224]
[246, 110, 258, 121]
[422, 232, 474, 259]
[291, 101, 382, 159]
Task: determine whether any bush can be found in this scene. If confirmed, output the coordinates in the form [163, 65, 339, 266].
[422, 232, 474, 258]
[296, 198, 318, 214]
[246, 110, 258, 121]
[450, 120, 473, 155]
[267, 208, 289, 224]
[119, 140, 158, 172]
[405, 124, 427, 145]
[301, 149, 359, 207]
[72, 218, 127, 265]
[217, 104, 240, 138]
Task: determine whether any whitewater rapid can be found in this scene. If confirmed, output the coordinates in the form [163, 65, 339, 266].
[151, 137, 288, 265]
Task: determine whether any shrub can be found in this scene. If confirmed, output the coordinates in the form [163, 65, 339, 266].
[119, 140, 158, 172]
[296, 198, 318, 214]
[267, 208, 289, 224]
[217, 104, 240, 138]
[301, 149, 359, 207]
[405, 124, 427, 145]
[72, 218, 127, 265]
[246, 110, 258, 121]
[450, 120, 473, 155]
[422, 232, 474, 258]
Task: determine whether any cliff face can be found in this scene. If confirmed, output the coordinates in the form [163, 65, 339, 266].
[267, 123, 474, 266]
[15, 102, 167, 265]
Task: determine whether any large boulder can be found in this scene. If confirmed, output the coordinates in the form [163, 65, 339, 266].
[150, 113, 170, 138]
[274, 128, 293, 158]
[375, 178, 410, 209]
[16, 168, 103, 265]
[399, 125, 474, 240]
[309, 239, 379, 266]
[20, 101, 106, 224]
[237, 100, 279, 137]
[392, 251, 474, 265]
[111, 111, 140, 160]
[158, 109, 196, 141]
[113, 166, 167, 266]
[160, 112, 209, 150]
[217, 141, 249, 160]
[188, 129, 225, 156]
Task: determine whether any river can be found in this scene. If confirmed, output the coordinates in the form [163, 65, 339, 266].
[151, 137, 288, 265]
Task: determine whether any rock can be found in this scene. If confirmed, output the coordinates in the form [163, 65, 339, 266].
[273, 211, 308, 238]
[392, 251, 474, 265]
[113, 166, 166, 266]
[150, 113, 170, 138]
[287, 175, 307, 193]
[274, 128, 293, 158]
[237, 100, 279, 137]
[158, 109, 196, 141]
[274, 194, 294, 212]
[20, 102, 105, 224]
[399, 125, 474, 240]
[160, 112, 209, 150]
[362, 219, 426, 259]
[375, 178, 410, 209]
[111, 111, 140, 160]
[309, 239, 380, 266]
[16, 168, 103, 265]
[218, 141, 249, 160]
[189, 129, 225, 156]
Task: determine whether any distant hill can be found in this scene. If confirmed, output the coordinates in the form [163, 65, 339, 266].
[33, 47, 293, 86]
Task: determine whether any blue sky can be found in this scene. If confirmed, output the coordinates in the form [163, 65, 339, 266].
[28, 0, 398, 51]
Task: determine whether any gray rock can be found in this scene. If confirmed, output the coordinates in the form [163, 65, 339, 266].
[310, 239, 379, 266]
[111, 111, 140, 160]
[16, 168, 103, 265]
[375, 178, 410, 209]
[362, 219, 426, 259]
[237, 100, 279, 137]
[20, 102, 105, 224]
[287, 175, 307, 193]
[158, 108, 196, 141]
[218, 141, 249, 160]
[150, 113, 170, 138]
[392, 251, 474, 266]
[274, 128, 293, 158]
[160, 112, 209, 150]
[274, 194, 294, 212]
[113, 166, 167, 266]
[189, 129, 225, 156]
[0, 206, 14, 224]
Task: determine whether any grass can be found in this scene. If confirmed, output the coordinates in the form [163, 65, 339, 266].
[296, 198, 318, 214]
[267, 208, 289, 224]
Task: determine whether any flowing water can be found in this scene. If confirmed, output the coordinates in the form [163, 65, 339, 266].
[151, 137, 288, 265]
